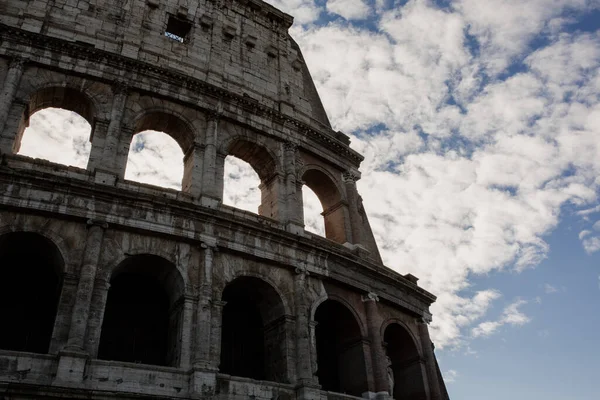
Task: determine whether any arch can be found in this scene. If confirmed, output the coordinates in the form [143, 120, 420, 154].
[220, 136, 279, 181]
[14, 86, 96, 166]
[0, 224, 72, 270]
[300, 166, 348, 243]
[132, 110, 196, 154]
[310, 293, 368, 338]
[0, 232, 64, 354]
[313, 299, 369, 396]
[380, 318, 422, 355]
[124, 110, 196, 191]
[27, 86, 96, 126]
[220, 276, 290, 383]
[98, 254, 185, 367]
[383, 323, 427, 400]
[220, 135, 283, 219]
[105, 247, 192, 293]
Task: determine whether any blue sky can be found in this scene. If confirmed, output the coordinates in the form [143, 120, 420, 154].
[18, 0, 600, 398]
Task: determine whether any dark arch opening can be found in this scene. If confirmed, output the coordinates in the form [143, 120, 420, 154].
[384, 324, 427, 400]
[220, 276, 288, 383]
[0, 232, 63, 353]
[98, 255, 184, 367]
[314, 299, 368, 396]
[15, 87, 95, 167]
[125, 112, 195, 191]
[302, 169, 347, 243]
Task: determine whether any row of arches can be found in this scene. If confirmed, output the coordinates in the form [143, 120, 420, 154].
[0, 231, 426, 399]
[10, 85, 356, 239]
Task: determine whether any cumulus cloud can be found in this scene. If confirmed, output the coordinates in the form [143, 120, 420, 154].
[124, 131, 184, 190]
[326, 0, 371, 20]
[264, 0, 322, 24]
[18, 108, 91, 168]
[471, 299, 530, 338]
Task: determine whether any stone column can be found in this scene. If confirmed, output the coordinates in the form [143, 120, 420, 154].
[294, 266, 316, 385]
[0, 57, 26, 154]
[363, 292, 388, 396]
[56, 220, 107, 384]
[200, 113, 221, 206]
[284, 142, 304, 234]
[191, 243, 220, 395]
[343, 170, 363, 245]
[64, 220, 107, 351]
[85, 277, 111, 357]
[49, 273, 79, 354]
[193, 243, 216, 368]
[183, 142, 205, 196]
[209, 300, 226, 369]
[179, 295, 196, 369]
[418, 319, 443, 400]
[92, 83, 128, 182]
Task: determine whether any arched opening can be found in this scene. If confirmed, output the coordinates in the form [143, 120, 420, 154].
[98, 254, 185, 367]
[124, 112, 194, 191]
[302, 185, 325, 236]
[15, 87, 94, 168]
[384, 324, 427, 400]
[302, 169, 347, 243]
[223, 138, 279, 219]
[125, 130, 184, 190]
[314, 299, 368, 396]
[222, 155, 261, 213]
[220, 276, 288, 383]
[0, 232, 63, 353]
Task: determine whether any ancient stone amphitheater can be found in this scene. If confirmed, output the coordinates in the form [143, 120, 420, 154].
[0, 0, 448, 399]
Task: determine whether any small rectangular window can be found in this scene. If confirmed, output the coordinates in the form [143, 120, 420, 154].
[165, 15, 191, 43]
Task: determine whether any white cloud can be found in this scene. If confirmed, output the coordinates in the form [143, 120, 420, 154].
[471, 299, 530, 338]
[18, 108, 91, 168]
[124, 131, 184, 190]
[264, 0, 322, 25]
[544, 283, 558, 294]
[582, 236, 600, 254]
[443, 369, 459, 383]
[326, 0, 371, 20]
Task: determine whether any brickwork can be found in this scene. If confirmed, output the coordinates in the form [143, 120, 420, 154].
[0, 0, 448, 399]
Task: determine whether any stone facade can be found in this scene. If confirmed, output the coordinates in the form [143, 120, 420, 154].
[0, 1, 448, 399]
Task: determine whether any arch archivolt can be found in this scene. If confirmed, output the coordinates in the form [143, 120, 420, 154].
[217, 121, 282, 179]
[98, 234, 193, 295]
[298, 163, 346, 205]
[309, 292, 368, 338]
[123, 97, 206, 153]
[380, 317, 423, 357]
[0, 214, 86, 274]
[215, 256, 293, 316]
[16, 68, 112, 122]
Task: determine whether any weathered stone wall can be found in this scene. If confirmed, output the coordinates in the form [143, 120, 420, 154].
[0, 0, 448, 398]
[0, 0, 330, 131]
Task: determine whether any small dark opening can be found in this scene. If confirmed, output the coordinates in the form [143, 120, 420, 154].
[98, 273, 170, 365]
[384, 324, 426, 400]
[165, 15, 192, 43]
[220, 284, 266, 380]
[0, 233, 63, 354]
[314, 300, 368, 396]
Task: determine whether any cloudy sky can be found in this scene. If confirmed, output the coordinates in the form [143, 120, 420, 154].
[18, 1, 600, 398]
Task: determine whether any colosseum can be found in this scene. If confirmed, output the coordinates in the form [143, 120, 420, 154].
[0, 0, 449, 399]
